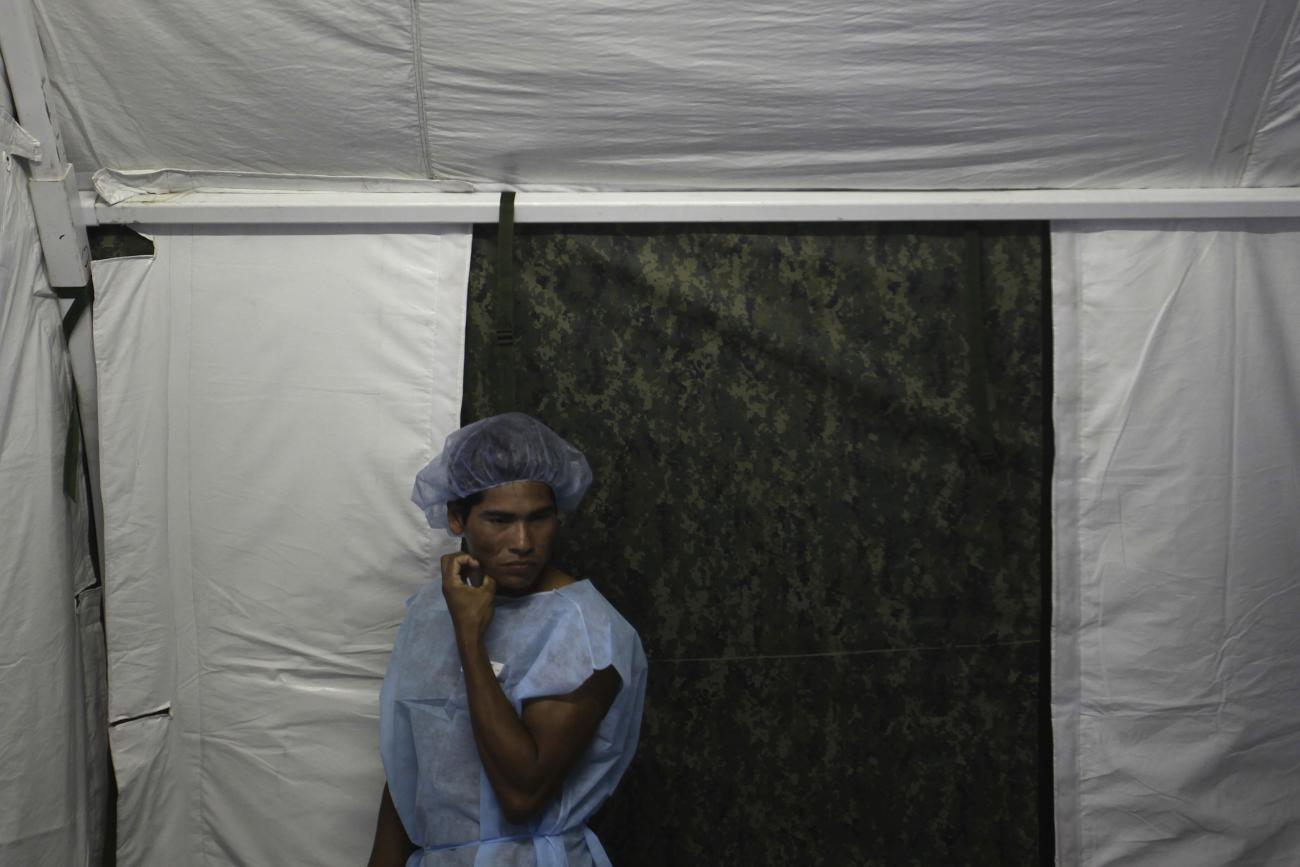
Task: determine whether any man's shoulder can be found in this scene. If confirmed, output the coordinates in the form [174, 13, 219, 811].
[555, 578, 612, 611]
[556, 580, 639, 637]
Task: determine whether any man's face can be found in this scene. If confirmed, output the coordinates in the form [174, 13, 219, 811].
[448, 481, 558, 594]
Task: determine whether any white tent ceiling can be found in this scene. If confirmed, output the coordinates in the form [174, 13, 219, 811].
[30, 0, 1300, 192]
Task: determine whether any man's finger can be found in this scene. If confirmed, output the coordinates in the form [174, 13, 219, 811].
[442, 552, 476, 585]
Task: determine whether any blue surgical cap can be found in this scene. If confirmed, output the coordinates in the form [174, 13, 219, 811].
[411, 412, 593, 531]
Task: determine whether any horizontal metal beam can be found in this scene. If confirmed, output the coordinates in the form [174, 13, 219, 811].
[79, 188, 1300, 226]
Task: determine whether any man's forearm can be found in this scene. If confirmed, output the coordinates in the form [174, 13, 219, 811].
[456, 633, 548, 816]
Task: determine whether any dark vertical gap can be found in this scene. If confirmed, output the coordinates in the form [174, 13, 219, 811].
[59, 276, 114, 865]
[1038, 220, 1056, 865]
[105, 751, 117, 867]
[79, 432, 103, 585]
[56, 283, 92, 501]
[63, 381, 84, 497]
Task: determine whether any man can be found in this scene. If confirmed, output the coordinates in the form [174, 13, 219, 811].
[368, 413, 647, 867]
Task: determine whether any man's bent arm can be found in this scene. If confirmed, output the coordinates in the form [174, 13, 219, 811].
[456, 632, 620, 824]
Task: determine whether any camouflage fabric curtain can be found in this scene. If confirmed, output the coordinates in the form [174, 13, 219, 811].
[463, 222, 1046, 866]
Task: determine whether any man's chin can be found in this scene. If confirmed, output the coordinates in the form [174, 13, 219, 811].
[491, 570, 542, 594]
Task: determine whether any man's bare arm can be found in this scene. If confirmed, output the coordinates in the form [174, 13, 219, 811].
[439, 552, 621, 822]
[366, 783, 416, 867]
[457, 628, 621, 823]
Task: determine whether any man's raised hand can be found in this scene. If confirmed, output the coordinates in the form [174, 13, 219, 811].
[441, 552, 497, 641]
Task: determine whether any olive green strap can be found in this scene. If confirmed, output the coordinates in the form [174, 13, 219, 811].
[493, 192, 518, 410]
[54, 282, 93, 499]
[62, 382, 82, 499]
[58, 289, 92, 339]
[54, 281, 105, 580]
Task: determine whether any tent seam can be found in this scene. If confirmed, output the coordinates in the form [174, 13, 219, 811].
[408, 0, 434, 179]
[1066, 231, 1085, 867]
[177, 228, 210, 867]
[1216, 228, 1242, 733]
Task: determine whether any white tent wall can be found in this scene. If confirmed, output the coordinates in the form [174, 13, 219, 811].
[92, 226, 471, 865]
[0, 104, 102, 865]
[29, 0, 1300, 191]
[1051, 221, 1300, 865]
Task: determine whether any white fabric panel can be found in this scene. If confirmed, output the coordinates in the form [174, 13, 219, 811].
[1052, 221, 1300, 866]
[93, 252, 190, 867]
[1243, 12, 1300, 186]
[31, 0, 427, 178]
[0, 134, 96, 866]
[94, 226, 470, 865]
[26, 0, 1300, 189]
[94, 255, 172, 719]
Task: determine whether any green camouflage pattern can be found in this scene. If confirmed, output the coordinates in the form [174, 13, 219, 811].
[463, 222, 1045, 865]
[87, 226, 154, 259]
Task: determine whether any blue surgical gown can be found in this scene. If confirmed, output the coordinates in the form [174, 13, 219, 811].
[379, 578, 647, 867]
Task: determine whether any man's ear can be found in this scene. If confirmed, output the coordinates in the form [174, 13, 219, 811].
[447, 504, 465, 536]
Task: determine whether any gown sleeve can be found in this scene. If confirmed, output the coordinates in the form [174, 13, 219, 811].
[378, 582, 469, 849]
[509, 585, 640, 706]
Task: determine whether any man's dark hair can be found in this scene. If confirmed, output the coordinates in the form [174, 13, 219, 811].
[447, 491, 487, 524]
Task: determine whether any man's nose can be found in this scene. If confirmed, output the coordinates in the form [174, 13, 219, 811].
[508, 522, 533, 554]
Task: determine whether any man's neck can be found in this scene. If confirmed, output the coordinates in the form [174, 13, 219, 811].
[498, 565, 575, 597]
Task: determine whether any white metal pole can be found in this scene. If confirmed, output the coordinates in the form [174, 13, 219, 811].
[79, 188, 1300, 227]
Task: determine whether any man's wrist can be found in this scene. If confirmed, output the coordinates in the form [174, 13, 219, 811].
[455, 630, 486, 661]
